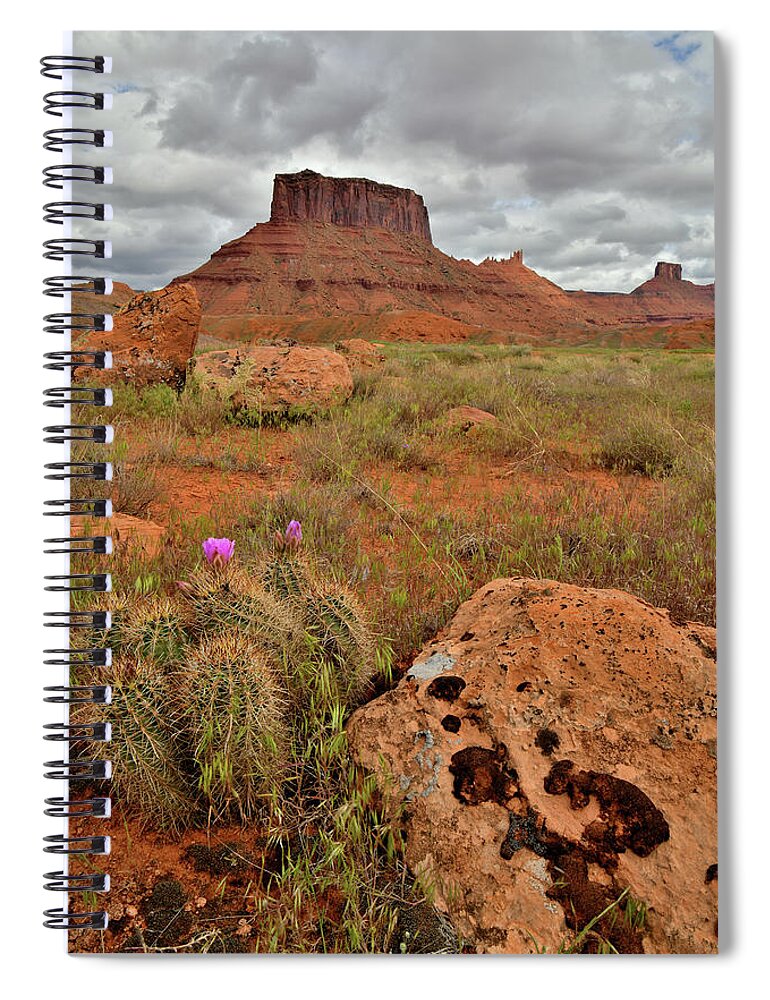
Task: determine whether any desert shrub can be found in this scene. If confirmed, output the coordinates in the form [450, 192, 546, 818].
[181, 435, 266, 473]
[358, 421, 436, 470]
[181, 633, 288, 823]
[113, 461, 165, 517]
[598, 418, 680, 477]
[239, 486, 356, 560]
[135, 423, 180, 464]
[177, 376, 231, 436]
[295, 420, 358, 483]
[465, 415, 536, 460]
[138, 383, 178, 418]
[351, 367, 383, 399]
[109, 382, 178, 422]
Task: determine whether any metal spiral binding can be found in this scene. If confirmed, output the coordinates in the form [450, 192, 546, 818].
[43, 165, 112, 189]
[43, 498, 112, 518]
[44, 92, 111, 116]
[44, 275, 112, 296]
[43, 425, 115, 445]
[43, 349, 112, 367]
[43, 129, 112, 152]
[42, 52, 112, 932]
[43, 386, 113, 407]
[44, 201, 112, 223]
[43, 237, 111, 260]
[40, 55, 111, 79]
[43, 312, 112, 336]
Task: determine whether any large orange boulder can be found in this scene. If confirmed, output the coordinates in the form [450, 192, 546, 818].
[78, 283, 201, 389]
[334, 338, 385, 370]
[193, 345, 353, 415]
[348, 578, 717, 954]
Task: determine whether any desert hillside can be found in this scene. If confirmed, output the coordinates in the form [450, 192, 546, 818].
[164, 169, 714, 346]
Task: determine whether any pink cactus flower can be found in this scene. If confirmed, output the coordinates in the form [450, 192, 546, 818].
[202, 537, 235, 567]
[285, 520, 303, 546]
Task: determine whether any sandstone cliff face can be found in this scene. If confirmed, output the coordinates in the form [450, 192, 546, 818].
[270, 169, 432, 243]
[655, 261, 683, 281]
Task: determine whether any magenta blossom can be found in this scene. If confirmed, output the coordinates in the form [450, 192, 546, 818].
[275, 520, 302, 552]
[285, 520, 302, 545]
[202, 537, 235, 567]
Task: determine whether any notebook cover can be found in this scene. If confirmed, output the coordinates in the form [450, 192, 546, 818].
[62, 29, 717, 954]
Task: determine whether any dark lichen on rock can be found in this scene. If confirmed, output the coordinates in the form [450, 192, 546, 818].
[426, 675, 467, 702]
[441, 714, 462, 733]
[544, 759, 670, 858]
[535, 727, 561, 756]
[449, 744, 516, 806]
[500, 808, 554, 860]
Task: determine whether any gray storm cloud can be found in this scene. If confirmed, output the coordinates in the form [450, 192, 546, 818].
[73, 30, 714, 292]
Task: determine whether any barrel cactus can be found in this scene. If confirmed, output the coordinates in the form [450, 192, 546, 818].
[113, 594, 189, 667]
[180, 633, 288, 823]
[87, 658, 198, 832]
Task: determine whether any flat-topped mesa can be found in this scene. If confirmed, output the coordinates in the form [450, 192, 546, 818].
[269, 169, 433, 244]
[655, 261, 683, 281]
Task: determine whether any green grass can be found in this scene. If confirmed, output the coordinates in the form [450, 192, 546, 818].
[72, 345, 715, 648]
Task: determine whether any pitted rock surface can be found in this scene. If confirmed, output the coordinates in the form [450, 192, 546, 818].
[347, 577, 717, 953]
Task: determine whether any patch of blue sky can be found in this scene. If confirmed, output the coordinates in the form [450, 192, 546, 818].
[653, 32, 702, 64]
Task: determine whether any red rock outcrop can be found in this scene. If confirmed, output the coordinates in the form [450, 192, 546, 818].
[76, 283, 201, 389]
[193, 344, 353, 414]
[171, 172, 714, 346]
[270, 169, 432, 243]
[348, 578, 717, 954]
[654, 261, 683, 281]
[334, 338, 385, 370]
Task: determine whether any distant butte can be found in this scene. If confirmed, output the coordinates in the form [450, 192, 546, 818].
[169, 170, 714, 347]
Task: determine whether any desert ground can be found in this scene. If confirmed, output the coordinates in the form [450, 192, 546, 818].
[66, 338, 716, 953]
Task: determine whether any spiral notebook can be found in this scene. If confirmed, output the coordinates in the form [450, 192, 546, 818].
[42, 30, 717, 954]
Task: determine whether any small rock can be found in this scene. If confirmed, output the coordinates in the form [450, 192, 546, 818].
[335, 338, 385, 369]
[445, 406, 498, 433]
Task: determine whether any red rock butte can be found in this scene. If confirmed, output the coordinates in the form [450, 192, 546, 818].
[270, 168, 432, 243]
[170, 170, 715, 347]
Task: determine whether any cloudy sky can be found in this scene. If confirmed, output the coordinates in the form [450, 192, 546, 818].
[74, 30, 714, 292]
